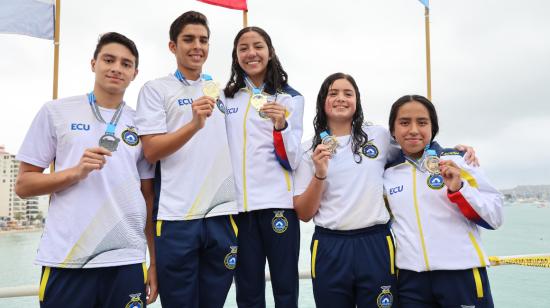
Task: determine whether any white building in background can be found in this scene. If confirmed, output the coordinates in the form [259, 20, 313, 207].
[0, 145, 42, 226]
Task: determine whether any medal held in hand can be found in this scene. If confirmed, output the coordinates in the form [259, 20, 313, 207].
[423, 149, 440, 175]
[320, 131, 339, 156]
[87, 92, 125, 153]
[251, 93, 267, 111]
[244, 76, 267, 111]
[99, 133, 120, 152]
[202, 74, 220, 99]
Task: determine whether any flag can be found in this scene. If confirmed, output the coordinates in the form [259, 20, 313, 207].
[418, 0, 429, 8]
[197, 0, 248, 11]
[0, 0, 55, 40]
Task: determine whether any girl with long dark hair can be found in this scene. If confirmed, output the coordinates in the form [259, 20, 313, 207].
[222, 26, 304, 308]
[293, 72, 398, 308]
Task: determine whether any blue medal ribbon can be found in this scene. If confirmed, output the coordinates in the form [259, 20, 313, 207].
[244, 76, 265, 95]
[174, 70, 214, 86]
[87, 92, 125, 136]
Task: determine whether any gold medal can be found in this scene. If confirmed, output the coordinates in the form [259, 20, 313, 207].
[202, 80, 220, 99]
[250, 94, 267, 111]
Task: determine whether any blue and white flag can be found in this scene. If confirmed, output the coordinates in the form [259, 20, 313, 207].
[418, 0, 429, 8]
[0, 0, 55, 40]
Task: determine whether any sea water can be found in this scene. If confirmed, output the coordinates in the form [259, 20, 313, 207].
[1, 204, 548, 307]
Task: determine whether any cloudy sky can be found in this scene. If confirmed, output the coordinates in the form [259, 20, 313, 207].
[1, 0, 549, 189]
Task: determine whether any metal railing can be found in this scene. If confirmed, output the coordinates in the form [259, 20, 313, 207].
[2, 254, 549, 299]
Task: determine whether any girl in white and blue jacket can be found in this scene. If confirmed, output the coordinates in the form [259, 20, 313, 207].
[222, 26, 304, 308]
[384, 94, 503, 308]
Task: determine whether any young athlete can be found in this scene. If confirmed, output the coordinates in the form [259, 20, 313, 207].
[222, 26, 304, 308]
[293, 73, 397, 308]
[293, 73, 479, 308]
[15, 32, 157, 307]
[135, 11, 238, 308]
[384, 95, 503, 308]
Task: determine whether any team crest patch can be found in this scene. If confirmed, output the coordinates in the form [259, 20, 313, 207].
[125, 293, 143, 308]
[362, 143, 379, 159]
[272, 210, 288, 234]
[224, 246, 238, 270]
[427, 174, 445, 190]
[376, 286, 393, 308]
[121, 126, 139, 146]
[216, 99, 226, 114]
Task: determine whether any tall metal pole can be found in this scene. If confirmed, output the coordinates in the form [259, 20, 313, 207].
[424, 7, 432, 101]
[51, 0, 60, 175]
[52, 0, 61, 100]
[243, 10, 248, 28]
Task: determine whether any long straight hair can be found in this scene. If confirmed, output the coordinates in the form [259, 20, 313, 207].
[311, 73, 369, 163]
[224, 27, 288, 98]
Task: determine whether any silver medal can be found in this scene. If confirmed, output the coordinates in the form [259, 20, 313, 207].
[99, 134, 120, 152]
[423, 155, 440, 174]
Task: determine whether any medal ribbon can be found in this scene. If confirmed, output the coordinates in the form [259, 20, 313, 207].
[404, 144, 431, 172]
[175, 70, 213, 86]
[87, 92, 125, 136]
[244, 76, 265, 95]
[174, 70, 191, 86]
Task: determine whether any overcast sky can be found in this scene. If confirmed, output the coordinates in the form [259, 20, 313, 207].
[1, 0, 549, 189]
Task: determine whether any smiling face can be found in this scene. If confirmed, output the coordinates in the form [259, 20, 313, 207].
[324, 78, 357, 124]
[393, 100, 433, 159]
[91, 42, 137, 96]
[169, 23, 209, 78]
[236, 30, 271, 84]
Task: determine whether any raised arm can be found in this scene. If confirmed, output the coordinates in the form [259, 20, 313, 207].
[293, 144, 331, 221]
[140, 95, 216, 163]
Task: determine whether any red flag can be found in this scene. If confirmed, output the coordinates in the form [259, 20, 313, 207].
[197, 0, 247, 10]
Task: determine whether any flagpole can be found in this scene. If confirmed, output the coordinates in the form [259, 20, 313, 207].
[424, 6, 432, 101]
[52, 0, 61, 100]
[243, 10, 248, 27]
[51, 0, 60, 175]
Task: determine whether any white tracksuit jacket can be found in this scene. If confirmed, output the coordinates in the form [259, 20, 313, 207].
[383, 142, 503, 272]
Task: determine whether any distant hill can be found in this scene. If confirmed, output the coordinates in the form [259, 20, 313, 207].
[500, 185, 550, 202]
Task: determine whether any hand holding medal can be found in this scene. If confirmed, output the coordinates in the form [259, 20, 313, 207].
[74, 147, 111, 179]
[320, 131, 339, 157]
[191, 96, 216, 129]
[312, 143, 331, 180]
[438, 160, 462, 192]
[260, 99, 287, 130]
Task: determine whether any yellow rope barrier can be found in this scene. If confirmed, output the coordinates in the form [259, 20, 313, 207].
[489, 255, 550, 268]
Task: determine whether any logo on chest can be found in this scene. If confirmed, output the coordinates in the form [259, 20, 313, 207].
[389, 185, 403, 195]
[121, 126, 139, 146]
[427, 174, 445, 190]
[177, 97, 194, 106]
[70, 123, 90, 131]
